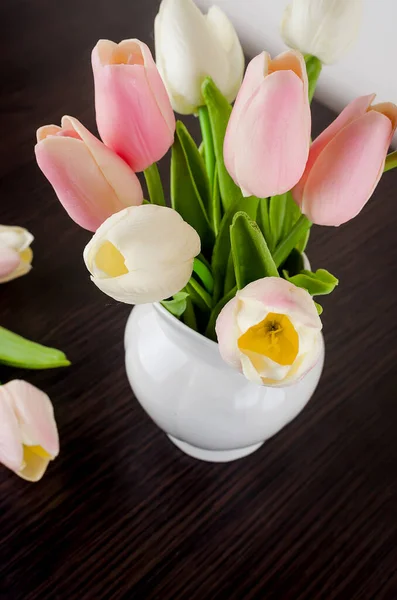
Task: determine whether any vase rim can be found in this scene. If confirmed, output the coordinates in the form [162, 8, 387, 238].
[153, 302, 219, 350]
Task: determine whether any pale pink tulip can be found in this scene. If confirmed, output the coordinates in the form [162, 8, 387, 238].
[224, 50, 311, 198]
[0, 248, 20, 280]
[293, 95, 397, 226]
[0, 226, 34, 283]
[35, 116, 143, 232]
[0, 380, 59, 482]
[92, 39, 176, 172]
[216, 277, 322, 387]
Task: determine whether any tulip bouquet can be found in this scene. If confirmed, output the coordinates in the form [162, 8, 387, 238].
[0, 225, 69, 481]
[35, 0, 397, 390]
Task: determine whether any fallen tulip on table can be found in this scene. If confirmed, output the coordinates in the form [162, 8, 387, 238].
[1, 225, 69, 481]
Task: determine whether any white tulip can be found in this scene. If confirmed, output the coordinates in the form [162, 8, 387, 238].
[83, 205, 201, 304]
[155, 0, 244, 114]
[0, 226, 34, 284]
[281, 0, 362, 65]
[216, 277, 322, 387]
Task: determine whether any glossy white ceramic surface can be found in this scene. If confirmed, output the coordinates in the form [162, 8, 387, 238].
[125, 303, 324, 463]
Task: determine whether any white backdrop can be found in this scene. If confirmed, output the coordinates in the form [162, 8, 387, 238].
[197, 0, 397, 114]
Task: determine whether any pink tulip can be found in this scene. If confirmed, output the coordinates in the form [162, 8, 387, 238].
[293, 95, 397, 226]
[224, 50, 311, 198]
[0, 380, 59, 482]
[92, 39, 176, 172]
[35, 116, 143, 232]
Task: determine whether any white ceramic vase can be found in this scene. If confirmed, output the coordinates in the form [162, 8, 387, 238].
[125, 303, 324, 463]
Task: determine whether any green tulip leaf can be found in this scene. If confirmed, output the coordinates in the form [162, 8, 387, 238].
[211, 197, 258, 303]
[143, 163, 166, 206]
[171, 121, 214, 255]
[201, 77, 244, 211]
[283, 268, 339, 296]
[230, 211, 279, 289]
[0, 327, 70, 369]
[315, 302, 323, 315]
[210, 165, 222, 236]
[161, 292, 189, 318]
[185, 279, 212, 312]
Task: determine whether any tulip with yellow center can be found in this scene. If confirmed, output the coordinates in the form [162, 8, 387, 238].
[0, 380, 59, 482]
[216, 277, 322, 387]
[0, 226, 33, 284]
[83, 204, 201, 304]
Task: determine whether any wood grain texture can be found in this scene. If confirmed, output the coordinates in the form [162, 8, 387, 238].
[1, 1, 397, 598]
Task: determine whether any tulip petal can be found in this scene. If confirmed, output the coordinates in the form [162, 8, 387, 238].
[293, 94, 375, 205]
[224, 52, 269, 175]
[0, 225, 34, 252]
[0, 391, 23, 473]
[230, 70, 310, 198]
[6, 380, 59, 458]
[90, 260, 195, 304]
[205, 6, 245, 103]
[281, 0, 362, 65]
[238, 277, 322, 330]
[302, 111, 393, 225]
[0, 248, 20, 281]
[60, 116, 143, 211]
[215, 295, 241, 369]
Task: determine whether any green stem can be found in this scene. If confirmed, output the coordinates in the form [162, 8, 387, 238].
[198, 105, 216, 188]
[143, 163, 166, 206]
[305, 55, 322, 103]
[273, 215, 312, 268]
[384, 150, 397, 173]
[193, 258, 214, 294]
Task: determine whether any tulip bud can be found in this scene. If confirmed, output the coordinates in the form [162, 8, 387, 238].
[0, 380, 59, 482]
[35, 116, 143, 232]
[0, 226, 33, 283]
[281, 0, 362, 65]
[92, 39, 175, 172]
[154, 0, 244, 115]
[216, 277, 322, 387]
[84, 205, 201, 304]
[224, 50, 311, 198]
[293, 95, 397, 226]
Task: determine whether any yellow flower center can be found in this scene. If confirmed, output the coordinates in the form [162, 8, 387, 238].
[18, 445, 53, 482]
[238, 312, 299, 366]
[95, 241, 128, 277]
[19, 247, 33, 265]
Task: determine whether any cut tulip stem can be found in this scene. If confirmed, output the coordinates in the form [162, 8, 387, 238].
[144, 163, 166, 206]
[384, 150, 397, 173]
[273, 215, 312, 268]
[198, 105, 216, 190]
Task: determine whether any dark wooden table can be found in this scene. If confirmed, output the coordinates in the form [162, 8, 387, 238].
[1, 1, 397, 598]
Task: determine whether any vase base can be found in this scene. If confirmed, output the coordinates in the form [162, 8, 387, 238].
[167, 435, 264, 463]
